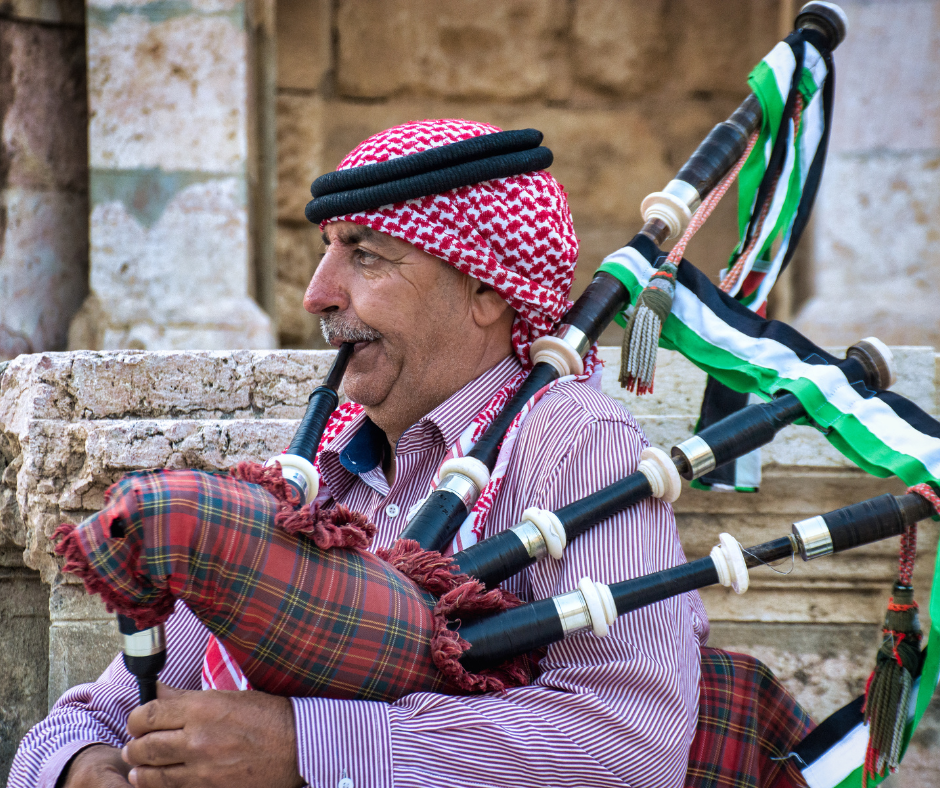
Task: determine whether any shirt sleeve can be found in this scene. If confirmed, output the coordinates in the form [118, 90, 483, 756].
[292, 389, 707, 788]
[8, 601, 209, 788]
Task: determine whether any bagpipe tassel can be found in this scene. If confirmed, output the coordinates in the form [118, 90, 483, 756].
[862, 515, 922, 784]
[618, 262, 677, 394]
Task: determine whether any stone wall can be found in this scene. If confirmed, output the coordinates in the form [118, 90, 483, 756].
[2, 346, 940, 783]
[0, 0, 88, 363]
[274, 0, 788, 348]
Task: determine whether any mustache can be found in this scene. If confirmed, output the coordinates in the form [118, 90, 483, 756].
[320, 312, 383, 345]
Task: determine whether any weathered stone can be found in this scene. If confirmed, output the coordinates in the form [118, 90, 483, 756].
[796, 152, 940, 348]
[276, 0, 331, 92]
[0, 548, 49, 785]
[47, 618, 120, 708]
[335, 0, 569, 101]
[572, 0, 667, 98]
[87, 12, 248, 172]
[828, 0, 940, 154]
[79, 178, 273, 351]
[0, 20, 88, 192]
[276, 93, 326, 222]
[668, 0, 780, 97]
[0, 0, 84, 24]
[0, 190, 89, 359]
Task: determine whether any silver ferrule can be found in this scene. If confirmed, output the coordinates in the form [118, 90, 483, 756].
[551, 324, 592, 358]
[792, 515, 834, 560]
[280, 465, 310, 499]
[437, 473, 480, 510]
[509, 520, 548, 560]
[673, 435, 716, 479]
[122, 624, 166, 658]
[553, 590, 592, 637]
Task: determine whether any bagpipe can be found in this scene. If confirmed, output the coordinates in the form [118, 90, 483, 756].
[52, 2, 940, 786]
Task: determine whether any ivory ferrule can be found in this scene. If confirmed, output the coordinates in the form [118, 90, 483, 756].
[265, 454, 319, 505]
[530, 335, 585, 377]
[437, 473, 479, 510]
[438, 456, 490, 495]
[709, 533, 749, 594]
[637, 446, 682, 503]
[521, 507, 566, 560]
[509, 519, 548, 561]
[640, 180, 701, 241]
[792, 515, 833, 560]
[672, 435, 716, 480]
[122, 625, 166, 658]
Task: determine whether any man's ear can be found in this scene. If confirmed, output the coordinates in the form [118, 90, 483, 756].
[469, 281, 513, 329]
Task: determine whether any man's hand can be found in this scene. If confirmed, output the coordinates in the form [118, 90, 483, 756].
[63, 744, 133, 787]
[122, 683, 304, 788]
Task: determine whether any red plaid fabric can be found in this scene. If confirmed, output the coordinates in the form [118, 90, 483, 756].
[686, 648, 815, 788]
[58, 469, 445, 702]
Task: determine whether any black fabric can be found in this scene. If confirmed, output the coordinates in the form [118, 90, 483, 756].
[310, 129, 543, 198]
[696, 377, 752, 488]
[305, 147, 553, 223]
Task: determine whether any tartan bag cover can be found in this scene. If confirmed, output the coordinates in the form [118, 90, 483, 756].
[687, 648, 815, 788]
[57, 469, 445, 702]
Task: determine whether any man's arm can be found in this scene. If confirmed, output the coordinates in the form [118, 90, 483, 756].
[8, 602, 208, 788]
[293, 389, 706, 788]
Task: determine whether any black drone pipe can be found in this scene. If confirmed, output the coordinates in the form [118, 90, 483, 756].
[451, 337, 893, 589]
[397, 2, 847, 554]
[456, 491, 934, 673]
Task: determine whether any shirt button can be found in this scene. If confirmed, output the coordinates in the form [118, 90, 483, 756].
[385, 503, 400, 518]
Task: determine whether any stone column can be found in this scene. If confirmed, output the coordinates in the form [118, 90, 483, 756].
[0, 1, 89, 361]
[70, 0, 276, 351]
[795, 0, 940, 349]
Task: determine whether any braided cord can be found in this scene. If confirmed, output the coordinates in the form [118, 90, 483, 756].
[720, 93, 804, 294]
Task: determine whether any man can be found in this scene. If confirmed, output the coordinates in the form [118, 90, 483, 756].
[11, 119, 707, 788]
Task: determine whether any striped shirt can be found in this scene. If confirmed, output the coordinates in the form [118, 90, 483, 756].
[11, 355, 708, 788]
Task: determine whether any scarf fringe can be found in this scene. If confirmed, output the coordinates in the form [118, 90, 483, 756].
[377, 539, 532, 694]
[232, 461, 376, 550]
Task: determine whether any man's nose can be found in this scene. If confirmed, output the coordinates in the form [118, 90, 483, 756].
[303, 246, 349, 316]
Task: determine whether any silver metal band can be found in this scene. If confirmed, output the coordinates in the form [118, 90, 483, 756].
[792, 515, 834, 560]
[673, 435, 716, 479]
[553, 590, 592, 637]
[437, 473, 479, 509]
[280, 466, 310, 498]
[509, 520, 548, 560]
[552, 324, 592, 358]
[122, 625, 166, 658]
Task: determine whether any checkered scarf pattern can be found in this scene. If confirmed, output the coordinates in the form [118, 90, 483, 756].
[324, 118, 581, 367]
[686, 648, 815, 788]
[57, 469, 446, 702]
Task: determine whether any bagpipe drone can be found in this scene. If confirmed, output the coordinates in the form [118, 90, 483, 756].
[52, 3, 940, 786]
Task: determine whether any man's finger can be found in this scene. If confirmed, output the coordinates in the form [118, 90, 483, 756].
[126, 685, 190, 738]
[123, 730, 188, 767]
[129, 764, 188, 788]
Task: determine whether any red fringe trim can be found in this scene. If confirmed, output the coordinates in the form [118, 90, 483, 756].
[53, 522, 175, 629]
[377, 539, 532, 694]
[232, 461, 376, 550]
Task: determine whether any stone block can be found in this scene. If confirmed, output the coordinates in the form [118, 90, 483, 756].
[82, 177, 275, 350]
[276, 0, 331, 91]
[335, 0, 569, 101]
[0, 551, 49, 784]
[0, 20, 88, 192]
[668, 0, 780, 97]
[572, 0, 667, 98]
[276, 93, 325, 222]
[47, 619, 121, 707]
[796, 152, 940, 349]
[0, 189, 89, 360]
[0, 0, 84, 24]
[828, 0, 940, 154]
[87, 12, 248, 172]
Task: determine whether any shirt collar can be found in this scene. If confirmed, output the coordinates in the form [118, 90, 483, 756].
[318, 354, 522, 494]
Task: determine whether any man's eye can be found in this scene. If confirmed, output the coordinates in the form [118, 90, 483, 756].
[355, 249, 381, 266]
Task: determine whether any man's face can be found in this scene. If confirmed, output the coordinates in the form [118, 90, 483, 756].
[304, 221, 483, 435]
